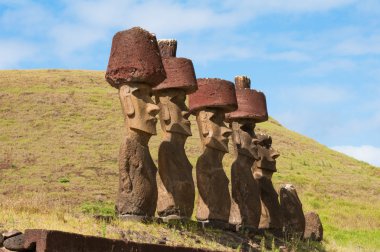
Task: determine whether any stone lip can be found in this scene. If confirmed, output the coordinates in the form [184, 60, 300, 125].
[226, 89, 268, 123]
[105, 27, 166, 89]
[189, 78, 238, 113]
[153, 57, 197, 94]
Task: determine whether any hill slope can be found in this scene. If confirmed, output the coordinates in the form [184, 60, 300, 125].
[0, 70, 379, 251]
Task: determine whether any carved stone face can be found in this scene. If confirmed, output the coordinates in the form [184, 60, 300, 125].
[196, 108, 232, 153]
[119, 83, 160, 135]
[231, 119, 259, 160]
[156, 89, 191, 136]
[255, 135, 280, 177]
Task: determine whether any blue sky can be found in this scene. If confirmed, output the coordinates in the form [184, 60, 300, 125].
[1, 0, 380, 166]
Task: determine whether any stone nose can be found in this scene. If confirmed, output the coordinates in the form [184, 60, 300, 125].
[270, 149, 280, 160]
[147, 103, 160, 117]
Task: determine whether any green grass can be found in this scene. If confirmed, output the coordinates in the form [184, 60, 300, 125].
[0, 70, 379, 251]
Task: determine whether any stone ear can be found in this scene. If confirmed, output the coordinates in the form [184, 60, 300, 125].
[161, 104, 171, 122]
[124, 94, 135, 116]
[231, 122, 241, 145]
[232, 131, 241, 145]
[200, 112, 209, 136]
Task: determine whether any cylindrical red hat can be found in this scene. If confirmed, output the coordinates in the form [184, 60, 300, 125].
[105, 27, 166, 89]
[189, 78, 237, 113]
[226, 76, 268, 123]
[153, 39, 197, 94]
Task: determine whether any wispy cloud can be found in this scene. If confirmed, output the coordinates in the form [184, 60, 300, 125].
[332, 33, 380, 56]
[332, 145, 380, 167]
[301, 59, 356, 76]
[276, 84, 352, 104]
[0, 40, 38, 68]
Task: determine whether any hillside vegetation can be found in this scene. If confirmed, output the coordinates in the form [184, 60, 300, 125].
[0, 70, 379, 251]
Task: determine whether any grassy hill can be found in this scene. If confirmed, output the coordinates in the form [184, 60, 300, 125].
[0, 70, 379, 251]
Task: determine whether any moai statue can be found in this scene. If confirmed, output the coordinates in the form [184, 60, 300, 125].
[189, 78, 237, 229]
[225, 76, 268, 230]
[252, 134, 283, 232]
[279, 184, 305, 237]
[153, 39, 198, 220]
[105, 27, 166, 219]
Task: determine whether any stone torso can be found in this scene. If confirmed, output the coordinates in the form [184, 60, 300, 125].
[196, 152, 231, 222]
[157, 141, 195, 217]
[116, 136, 158, 216]
[230, 156, 261, 228]
[257, 176, 282, 229]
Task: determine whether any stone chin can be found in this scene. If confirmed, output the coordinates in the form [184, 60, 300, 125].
[167, 122, 192, 136]
[204, 136, 229, 153]
[238, 147, 258, 159]
[256, 159, 277, 172]
[129, 117, 158, 135]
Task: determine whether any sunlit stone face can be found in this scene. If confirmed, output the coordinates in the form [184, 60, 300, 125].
[156, 89, 192, 136]
[196, 108, 232, 153]
[119, 83, 160, 135]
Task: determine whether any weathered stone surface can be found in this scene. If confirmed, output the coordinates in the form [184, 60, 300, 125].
[4, 233, 25, 251]
[195, 146, 231, 222]
[229, 199, 242, 229]
[304, 212, 323, 241]
[3, 230, 22, 239]
[158, 39, 177, 58]
[189, 78, 237, 113]
[154, 40, 197, 218]
[0, 248, 13, 252]
[114, 77, 160, 218]
[226, 76, 268, 123]
[279, 184, 305, 236]
[153, 58, 197, 93]
[256, 177, 282, 229]
[116, 135, 158, 217]
[105, 27, 166, 88]
[0, 233, 4, 246]
[253, 134, 283, 229]
[156, 140, 195, 218]
[230, 148, 261, 227]
[229, 119, 261, 228]
[23, 229, 222, 252]
[189, 78, 237, 224]
[228, 77, 264, 229]
[194, 109, 232, 222]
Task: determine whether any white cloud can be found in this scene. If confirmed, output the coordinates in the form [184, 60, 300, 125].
[301, 59, 356, 76]
[0, 1, 54, 34]
[333, 34, 380, 56]
[275, 84, 351, 104]
[332, 145, 380, 167]
[238, 0, 357, 13]
[0, 40, 38, 68]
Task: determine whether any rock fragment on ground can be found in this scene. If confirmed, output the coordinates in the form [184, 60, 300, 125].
[304, 211, 323, 241]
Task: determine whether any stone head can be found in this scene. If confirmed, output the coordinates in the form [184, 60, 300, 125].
[119, 83, 160, 135]
[189, 78, 238, 153]
[230, 119, 259, 159]
[254, 134, 280, 179]
[153, 39, 197, 137]
[196, 108, 232, 153]
[155, 89, 191, 136]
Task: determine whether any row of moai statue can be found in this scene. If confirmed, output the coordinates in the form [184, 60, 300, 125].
[105, 27, 307, 236]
